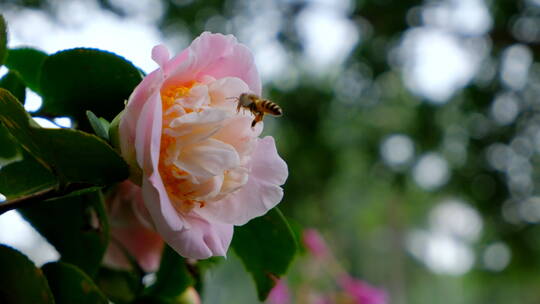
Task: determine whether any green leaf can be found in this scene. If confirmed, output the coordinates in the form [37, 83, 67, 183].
[0, 70, 25, 103]
[0, 89, 128, 186]
[193, 256, 224, 293]
[0, 153, 56, 199]
[0, 245, 55, 304]
[0, 15, 7, 66]
[42, 262, 108, 304]
[232, 208, 297, 301]
[96, 267, 142, 304]
[133, 295, 173, 304]
[86, 110, 110, 141]
[39, 48, 142, 129]
[19, 189, 109, 277]
[0, 124, 21, 166]
[146, 245, 194, 298]
[4, 48, 47, 93]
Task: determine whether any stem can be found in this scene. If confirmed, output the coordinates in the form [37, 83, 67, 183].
[0, 183, 93, 216]
[0, 187, 57, 215]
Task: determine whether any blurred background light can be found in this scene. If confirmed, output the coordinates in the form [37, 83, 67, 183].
[429, 199, 483, 242]
[500, 45, 532, 91]
[413, 153, 450, 190]
[0, 211, 59, 266]
[399, 28, 478, 103]
[380, 134, 415, 168]
[407, 230, 475, 276]
[296, 1, 358, 72]
[24, 90, 43, 112]
[482, 242, 511, 272]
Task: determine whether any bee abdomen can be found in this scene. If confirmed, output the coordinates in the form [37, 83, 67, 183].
[261, 100, 283, 116]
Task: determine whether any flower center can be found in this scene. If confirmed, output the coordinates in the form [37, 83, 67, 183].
[159, 84, 204, 213]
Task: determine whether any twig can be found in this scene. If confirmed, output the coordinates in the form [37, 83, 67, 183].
[0, 183, 92, 215]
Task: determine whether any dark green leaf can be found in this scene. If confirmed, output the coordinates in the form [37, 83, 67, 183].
[146, 245, 194, 298]
[134, 290, 200, 304]
[0, 15, 6, 66]
[194, 256, 224, 293]
[86, 110, 110, 141]
[4, 48, 47, 93]
[0, 245, 54, 304]
[0, 70, 25, 103]
[232, 208, 297, 301]
[0, 153, 56, 199]
[133, 295, 173, 304]
[196, 256, 225, 272]
[96, 267, 142, 304]
[42, 262, 108, 304]
[0, 124, 21, 166]
[20, 189, 109, 277]
[39, 48, 142, 130]
[0, 89, 128, 186]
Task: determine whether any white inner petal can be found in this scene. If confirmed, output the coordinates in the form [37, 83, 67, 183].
[217, 167, 249, 199]
[173, 138, 240, 184]
[165, 108, 231, 145]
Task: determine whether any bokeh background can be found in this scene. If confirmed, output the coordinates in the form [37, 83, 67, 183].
[1, 0, 539, 303]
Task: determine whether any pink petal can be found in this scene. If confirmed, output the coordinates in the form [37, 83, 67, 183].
[152, 44, 170, 70]
[302, 229, 329, 258]
[105, 225, 164, 273]
[143, 173, 233, 259]
[143, 174, 184, 233]
[167, 213, 233, 259]
[164, 32, 261, 95]
[103, 181, 164, 272]
[196, 136, 288, 225]
[119, 68, 163, 170]
[208, 77, 251, 108]
[137, 91, 185, 232]
[134, 91, 162, 174]
[250, 136, 288, 186]
[212, 116, 262, 158]
[268, 279, 291, 304]
[339, 276, 388, 304]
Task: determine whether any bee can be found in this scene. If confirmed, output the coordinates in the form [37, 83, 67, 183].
[228, 93, 283, 127]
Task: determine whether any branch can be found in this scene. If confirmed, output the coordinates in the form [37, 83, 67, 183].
[0, 183, 94, 216]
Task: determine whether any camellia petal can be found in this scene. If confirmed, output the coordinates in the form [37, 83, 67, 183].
[196, 137, 288, 225]
[174, 138, 239, 183]
[166, 214, 233, 259]
[164, 33, 261, 95]
[104, 181, 164, 272]
[151, 44, 170, 70]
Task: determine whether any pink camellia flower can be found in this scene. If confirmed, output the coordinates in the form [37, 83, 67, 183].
[118, 32, 288, 259]
[339, 275, 388, 304]
[104, 181, 163, 272]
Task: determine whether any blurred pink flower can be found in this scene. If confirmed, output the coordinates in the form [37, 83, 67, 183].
[118, 32, 288, 259]
[339, 275, 388, 304]
[268, 279, 290, 304]
[104, 181, 163, 272]
[303, 229, 329, 258]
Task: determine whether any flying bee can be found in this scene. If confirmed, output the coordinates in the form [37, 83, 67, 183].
[228, 93, 283, 127]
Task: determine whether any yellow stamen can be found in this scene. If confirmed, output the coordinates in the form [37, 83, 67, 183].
[159, 83, 205, 213]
